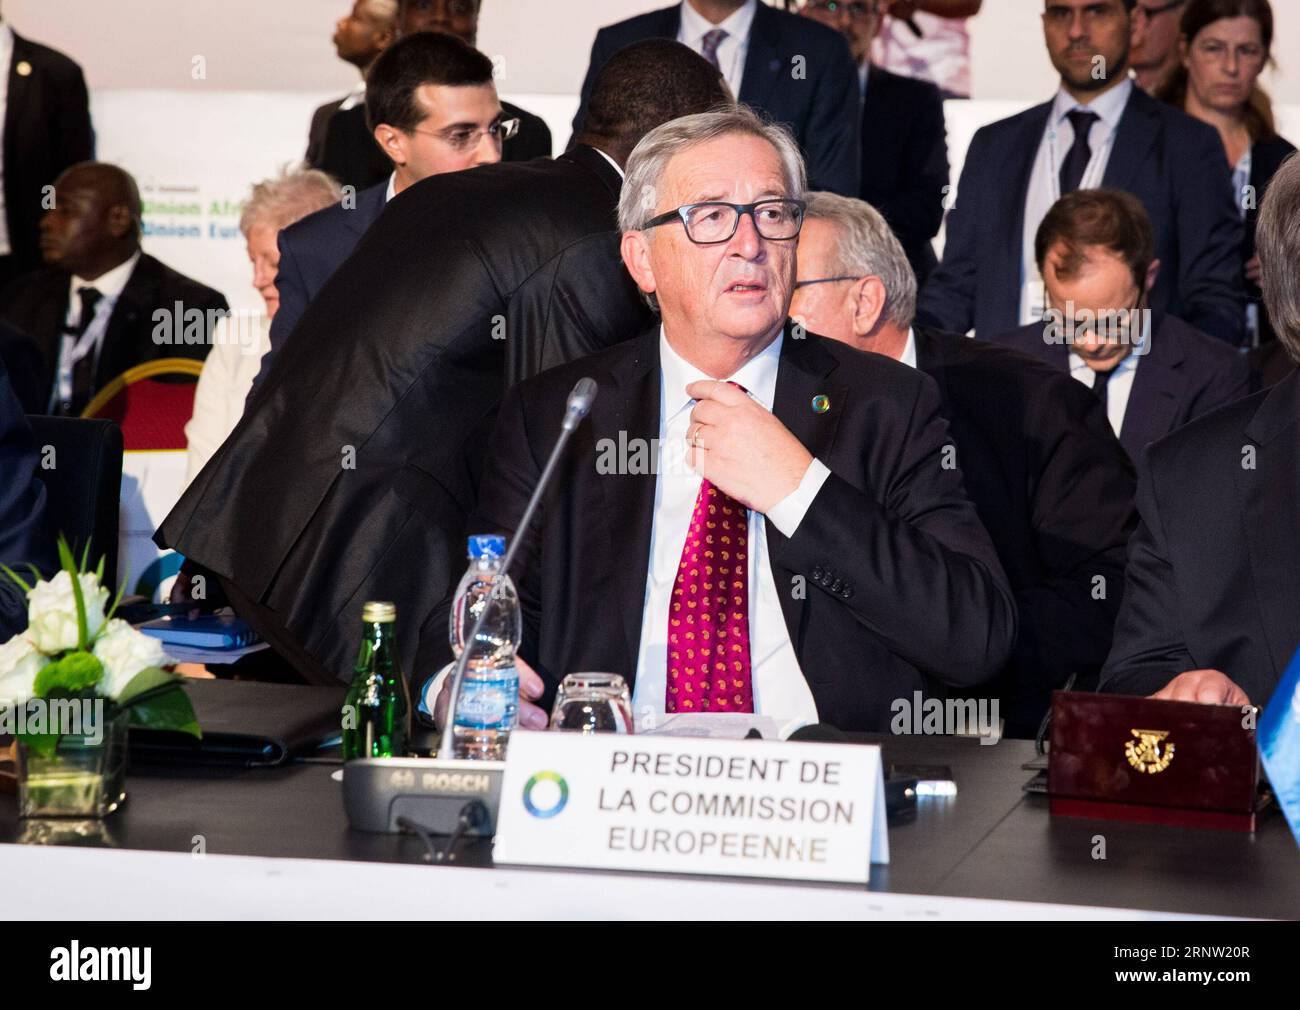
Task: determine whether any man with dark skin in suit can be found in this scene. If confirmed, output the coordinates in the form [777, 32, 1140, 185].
[38, 164, 138, 283]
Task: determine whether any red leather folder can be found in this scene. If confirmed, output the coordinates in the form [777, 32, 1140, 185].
[1047, 691, 1259, 832]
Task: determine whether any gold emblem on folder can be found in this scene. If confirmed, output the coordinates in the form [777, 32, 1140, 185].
[1125, 729, 1175, 774]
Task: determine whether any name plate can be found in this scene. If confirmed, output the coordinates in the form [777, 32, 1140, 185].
[493, 732, 888, 884]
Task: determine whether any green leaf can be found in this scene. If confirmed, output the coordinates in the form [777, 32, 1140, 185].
[0, 562, 32, 594]
[33, 651, 103, 698]
[103, 573, 129, 626]
[128, 685, 201, 738]
[56, 536, 89, 651]
[17, 730, 60, 760]
[115, 666, 178, 707]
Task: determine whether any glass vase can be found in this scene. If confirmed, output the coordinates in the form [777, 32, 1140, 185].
[16, 706, 128, 818]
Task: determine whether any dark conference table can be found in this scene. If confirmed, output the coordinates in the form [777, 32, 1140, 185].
[1, 684, 1297, 919]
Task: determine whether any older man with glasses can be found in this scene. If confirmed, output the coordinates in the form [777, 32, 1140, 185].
[425, 105, 1015, 735]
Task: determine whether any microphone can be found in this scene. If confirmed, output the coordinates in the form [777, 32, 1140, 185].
[437, 377, 598, 759]
[345, 377, 599, 840]
[563, 377, 597, 432]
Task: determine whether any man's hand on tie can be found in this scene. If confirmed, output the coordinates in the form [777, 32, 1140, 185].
[684, 379, 814, 514]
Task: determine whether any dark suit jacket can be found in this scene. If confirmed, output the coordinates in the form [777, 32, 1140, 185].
[913, 327, 1135, 736]
[313, 104, 390, 192]
[861, 66, 948, 285]
[0, 355, 55, 637]
[501, 100, 552, 161]
[988, 314, 1251, 462]
[569, 3, 860, 196]
[258, 179, 388, 391]
[3, 33, 94, 274]
[0, 318, 44, 413]
[1244, 133, 1297, 347]
[157, 146, 628, 684]
[0, 253, 228, 409]
[1101, 368, 1300, 706]
[504, 230, 652, 388]
[430, 322, 1016, 730]
[918, 86, 1245, 344]
[304, 96, 343, 170]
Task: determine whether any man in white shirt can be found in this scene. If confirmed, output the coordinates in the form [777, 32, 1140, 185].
[258, 30, 506, 392]
[305, 0, 399, 185]
[0, 162, 228, 416]
[987, 188, 1249, 463]
[569, 0, 861, 196]
[917, 0, 1243, 344]
[425, 106, 1015, 734]
[791, 189, 1134, 736]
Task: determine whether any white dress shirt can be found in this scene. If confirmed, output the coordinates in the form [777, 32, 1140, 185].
[1019, 78, 1134, 325]
[1067, 313, 1147, 438]
[51, 251, 141, 412]
[677, 0, 756, 99]
[898, 327, 918, 369]
[183, 312, 272, 487]
[631, 328, 827, 730]
[0, 23, 15, 257]
[337, 81, 365, 112]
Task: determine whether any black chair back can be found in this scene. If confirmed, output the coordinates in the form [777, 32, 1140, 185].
[25, 416, 123, 588]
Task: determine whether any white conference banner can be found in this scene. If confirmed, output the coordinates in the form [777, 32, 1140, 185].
[494, 732, 889, 885]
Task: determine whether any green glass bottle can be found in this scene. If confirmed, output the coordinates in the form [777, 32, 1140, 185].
[341, 601, 411, 760]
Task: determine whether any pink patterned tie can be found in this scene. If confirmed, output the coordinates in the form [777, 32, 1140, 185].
[667, 389, 753, 713]
[700, 28, 728, 70]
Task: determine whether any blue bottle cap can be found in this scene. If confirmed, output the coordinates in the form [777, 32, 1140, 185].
[467, 533, 506, 559]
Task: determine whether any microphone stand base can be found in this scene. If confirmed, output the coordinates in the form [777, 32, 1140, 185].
[342, 757, 505, 836]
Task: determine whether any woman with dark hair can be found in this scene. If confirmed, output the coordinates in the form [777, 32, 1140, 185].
[1155, 0, 1295, 348]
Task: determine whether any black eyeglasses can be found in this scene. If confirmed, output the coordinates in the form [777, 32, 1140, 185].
[794, 274, 864, 289]
[642, 198, 806, 245]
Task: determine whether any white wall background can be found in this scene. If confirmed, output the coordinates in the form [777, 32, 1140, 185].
[7, 0, 1299, 100]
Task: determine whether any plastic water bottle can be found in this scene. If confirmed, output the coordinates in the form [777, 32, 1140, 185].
[449, 534, 521, 760]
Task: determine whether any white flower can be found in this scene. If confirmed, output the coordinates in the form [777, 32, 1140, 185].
[26, 570, 109, 654]
[93, 619, 169, 700]
[0, 633, 48, 707]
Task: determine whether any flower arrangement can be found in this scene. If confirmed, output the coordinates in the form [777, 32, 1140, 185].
[1, 539, 199, 815]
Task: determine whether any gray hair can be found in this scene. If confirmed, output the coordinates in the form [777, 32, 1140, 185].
[239, 168, 343, 236]
[617, 105, 807, 234]
[802, 191, 916, 330]
[1258, 152, 1300, 361]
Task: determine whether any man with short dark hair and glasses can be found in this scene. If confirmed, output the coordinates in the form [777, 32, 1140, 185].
[424, 105, 1016, 734]
[987, 188, 1249, 462]
[256, 30, 506, 387]
[917, 0, 1245, 345]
